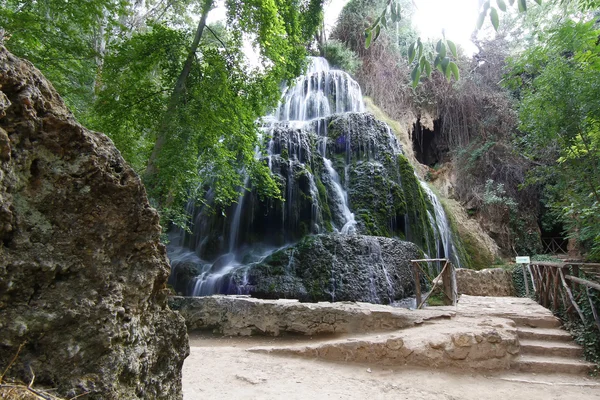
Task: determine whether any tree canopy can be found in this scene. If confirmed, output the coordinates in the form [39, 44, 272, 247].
[506, 18, 600, 259]
[1, 0, 324, 223]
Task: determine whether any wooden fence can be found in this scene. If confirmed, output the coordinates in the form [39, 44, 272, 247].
[540, 237, 569, 254]
[526, 261, 600, 332]
[410, 258, 457, 308]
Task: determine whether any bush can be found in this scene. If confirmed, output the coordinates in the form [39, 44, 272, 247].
[320, 40, 362, 75]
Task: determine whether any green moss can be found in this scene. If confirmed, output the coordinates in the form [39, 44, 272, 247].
[397, 155, 436, 250]
[262, 250, 290, 273]
[315, 175, 332, 226]
[427, 292, 446, 306]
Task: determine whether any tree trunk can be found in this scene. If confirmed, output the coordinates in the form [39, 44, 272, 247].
[145, 0, 214, 183]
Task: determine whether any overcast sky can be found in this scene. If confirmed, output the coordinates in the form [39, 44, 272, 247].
[324, 0, 482, 54]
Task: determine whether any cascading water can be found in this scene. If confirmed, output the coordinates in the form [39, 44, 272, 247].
[420, 181, 460, 269]
[167, 57, 462, 300]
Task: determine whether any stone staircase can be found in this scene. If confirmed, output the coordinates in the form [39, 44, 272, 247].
[511, 316, 595, 374]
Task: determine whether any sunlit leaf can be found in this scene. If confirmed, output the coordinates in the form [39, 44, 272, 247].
[424, 60, 432, 77]
[408, 42, 416, 63]
[445, 40, 457, 59]
[518, 0, 527, 12]
[365, 29, 373, 49]
[490, 7, 499, 31]
[441, 57, 450, 75]
[411, 64, 420, 88]
[477, 11, 486, 29]
[450, 61, 460, 80]
[436, 40, 447, 59]
[533, 0, 541, 4]
[496, 0, 507, 11]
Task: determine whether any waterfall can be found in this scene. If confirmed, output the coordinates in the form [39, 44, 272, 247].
[167, 57, 462, 299]
[271, 57, 362, 234]
[420, 181, 461, 269]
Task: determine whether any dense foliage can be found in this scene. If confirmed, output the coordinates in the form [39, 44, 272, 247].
[506, 17, 600, 260]
[1, 0, 324, 222]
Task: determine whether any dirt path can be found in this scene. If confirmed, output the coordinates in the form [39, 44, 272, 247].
[183, 334, 600, 400]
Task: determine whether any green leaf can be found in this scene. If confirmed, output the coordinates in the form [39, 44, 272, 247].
[424, 60, 432, 77]
[408, 42, 416, 63]
[381, 15, 387, 29]
[450, 61, 460, 80]
[533, 0, 541, 4]
[391, 4, 397, 22]
[434, 55, 441, 68]
[420, 55, 426, 69]
[447, 40, 458, 58]
[477, 11, 486, 29]
[365, 29, 373, 49]
[496, 0, 507, 11]
[418, 41, 424, 60]
[483, 0, 491, 10]
[436, 40, 447, 59]
[441, 57, 450, 75]
[518, 0, 527, 12]
[490, 7, 499, 31]
[508, 0, 515, 4]
[411, 65, 421, 88]
[374, 25, 381, 41]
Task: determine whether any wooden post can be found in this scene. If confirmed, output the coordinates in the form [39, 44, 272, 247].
[527, 264, 536, 292]
[412, 262, 422, 308]
[552, 267, 560, 311]
[441, 260, 453, 306]
[559, 268, 586, 324]
[571, 265, 580, 293]
[586, 286, 600, 333]
[522, 264, 530, 296]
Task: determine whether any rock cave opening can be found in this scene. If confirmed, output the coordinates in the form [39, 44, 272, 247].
[411, 118, 447, 167]
[538, 206, 568, 255]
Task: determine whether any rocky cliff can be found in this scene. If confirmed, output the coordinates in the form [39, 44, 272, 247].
[0, 47, 188, 399]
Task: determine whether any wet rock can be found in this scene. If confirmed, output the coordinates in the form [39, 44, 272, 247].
[243, 233, 421, 303]
[0, 47, 188, 399]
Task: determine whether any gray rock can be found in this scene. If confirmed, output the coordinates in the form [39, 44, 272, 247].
[0, 47, 188, 399]
[456, 268, 515, 297]
[169, 295, 454, 336]
[242, 233, 421, 303]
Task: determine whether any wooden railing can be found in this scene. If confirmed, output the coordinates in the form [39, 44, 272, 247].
[541, 237, 569, 254]
[410, 258, 457, 308]
[526, 261, 600, 332]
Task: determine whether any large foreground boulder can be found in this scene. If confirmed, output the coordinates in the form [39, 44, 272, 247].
[0, 47, 188, 398]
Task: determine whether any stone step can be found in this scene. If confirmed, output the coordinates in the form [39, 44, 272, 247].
[512, 355, 595, 374]
[510, 315, 562, 329]
[517, 327, 573, 342]
[520, 339, 584, 358]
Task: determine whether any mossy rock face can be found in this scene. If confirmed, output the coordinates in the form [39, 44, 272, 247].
[180, 112, 447, 260]
[241, 234, 421, 303]
[347, 161, 406, 237]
